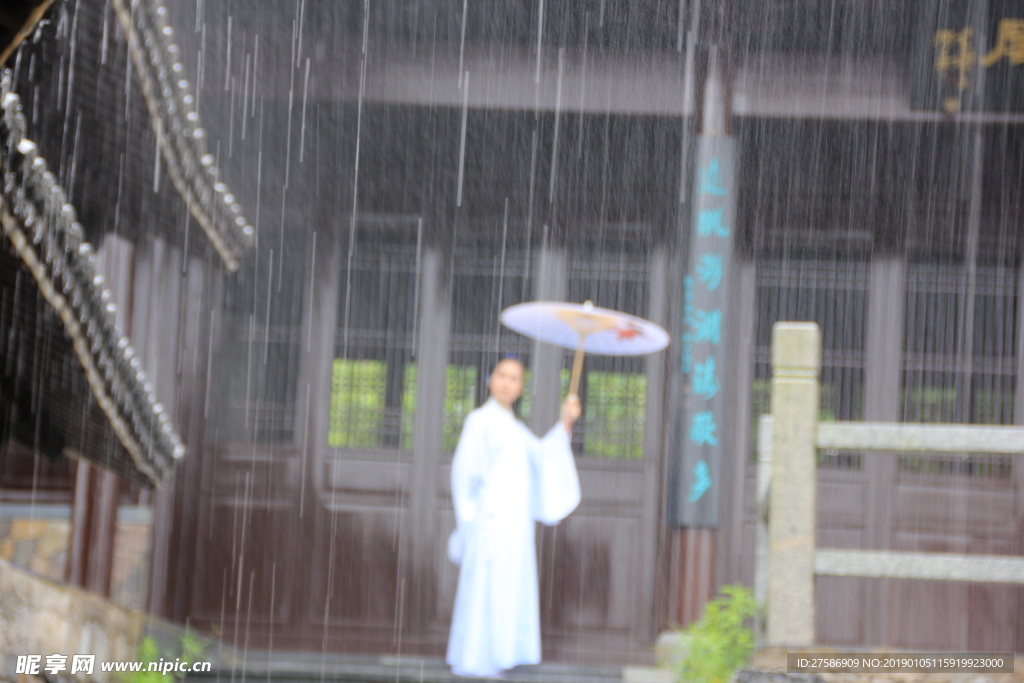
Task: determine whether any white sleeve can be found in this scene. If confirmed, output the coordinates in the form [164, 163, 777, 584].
[531, 423, 581, 525]
[451, 412, 484, 528]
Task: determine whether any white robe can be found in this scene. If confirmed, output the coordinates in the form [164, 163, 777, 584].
[446, 398, 581, 678]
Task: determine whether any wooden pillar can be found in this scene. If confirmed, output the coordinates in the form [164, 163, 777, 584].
[754, 414, 773, 644]
[138, 243, 195, 621]
[408, 246, 450, 628]
[641, 247, 671, 641]
[1013, 246, 1024, 652]
[718, 258, 757, 589]
[670, 527, 717, 628]
[668, 41, 734, 628]
[767, 322, 820, 646]
[66, 463, 120, 596]
[528, 234, 566, 436]
[861, 256, 904, 645]
[67, 234, 135, 596]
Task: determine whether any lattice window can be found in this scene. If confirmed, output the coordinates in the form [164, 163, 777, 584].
[900, 262, 1017, 478]
[566, 236, 650, 460]
[752, 259, 869, 469]
[445, 231, 653, 461]
[210, 244, 307, 444]
[327, 360, 417, 450]
[446, 237, 534, 451]
[328, 219, 420, 453]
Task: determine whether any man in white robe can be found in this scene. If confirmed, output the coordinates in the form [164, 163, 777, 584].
[446, 357, 582, 678]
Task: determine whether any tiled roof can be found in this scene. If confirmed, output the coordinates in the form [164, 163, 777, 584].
[0, 71, 184, 486]
[0, 0, 259, 486]
[111, 0, 255, 271]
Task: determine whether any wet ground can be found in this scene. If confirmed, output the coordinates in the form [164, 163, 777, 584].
[185, 650, 628, 683]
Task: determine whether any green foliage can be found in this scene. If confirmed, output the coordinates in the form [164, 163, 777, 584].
[120, 631, 207, 683]
[518, 369, 534, 420]
[400, 365, 419, 450]
[328, 359, 387, 447]
[120, 637, 162, 683]
[901, 387, 957, 423]
[328, 359, 417, 449]
[522, 368, 648, 459]
[328, 359, 649, 459]
[583, 371, 646, 459]
[179, 631, 207, 669]
[672, 585, 757, 683]
[443, 366, 479, 452]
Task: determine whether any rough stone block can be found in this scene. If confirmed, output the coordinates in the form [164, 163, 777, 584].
[0, 559, 144, 683]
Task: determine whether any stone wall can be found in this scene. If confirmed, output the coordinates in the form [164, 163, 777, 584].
[0, 559, 144, 683]
[0, 504, 152, 610]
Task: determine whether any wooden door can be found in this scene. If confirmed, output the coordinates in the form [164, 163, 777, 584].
[179, 220, 671, 662]
[431, 235, 670, 664]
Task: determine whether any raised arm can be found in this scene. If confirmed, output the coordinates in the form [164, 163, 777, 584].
[532, 397, 582, 524]
[560, 394, 582, 434]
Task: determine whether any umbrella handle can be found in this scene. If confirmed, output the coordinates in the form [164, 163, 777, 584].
[568, 340, 586, 399]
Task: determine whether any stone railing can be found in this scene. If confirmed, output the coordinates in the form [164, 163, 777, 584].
[756, 322, 1024, 646]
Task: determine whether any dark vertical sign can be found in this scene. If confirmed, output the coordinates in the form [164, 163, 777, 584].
[674, 136, 735, 528]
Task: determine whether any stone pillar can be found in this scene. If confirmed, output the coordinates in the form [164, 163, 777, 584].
[767, 322, 820, 646]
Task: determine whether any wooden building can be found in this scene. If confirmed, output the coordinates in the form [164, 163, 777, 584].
[3, 0, 1024, 662]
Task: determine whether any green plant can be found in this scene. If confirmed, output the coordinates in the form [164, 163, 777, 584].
[672, 585, 757, 683]
[120, 631, 207, 683]
[179, 631, 206, 671]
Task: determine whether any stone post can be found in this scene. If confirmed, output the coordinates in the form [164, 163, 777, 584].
[767, 322, 820, 646]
